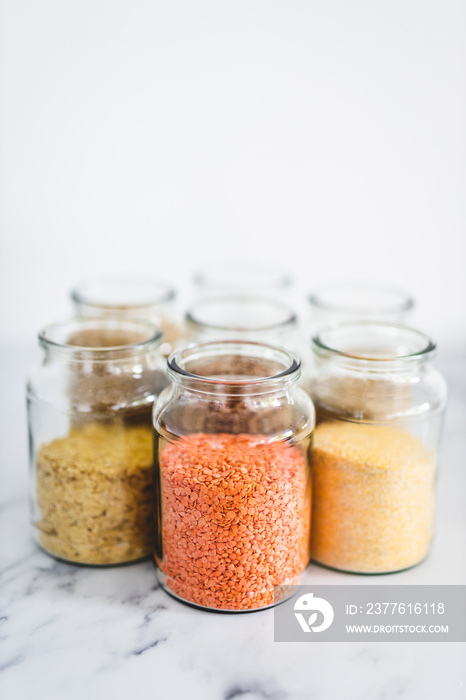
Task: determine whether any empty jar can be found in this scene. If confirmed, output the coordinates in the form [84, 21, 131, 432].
[193, 261, 293, 299]
[185, 295, 299, 351]
[71, 276, 184, 356]
[153, 340, 315, 611]
[310, 321, 447, 574]
[27, 317, 168, 565]
[308, 282, 415, 330]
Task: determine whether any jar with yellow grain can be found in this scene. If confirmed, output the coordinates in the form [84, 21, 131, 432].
[310, 321, 447, 574]
[27, 317, 168, 565]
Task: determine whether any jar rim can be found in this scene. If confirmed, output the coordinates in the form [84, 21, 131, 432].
[312, 321, 436, 363]
[39, 316, 163, 356]
[309, 281, 415, 316]
[193, 261, 292, 292]
[168, 340, 300, 387]
[186, 295, 297, 333]
[71, 276, 176, 310]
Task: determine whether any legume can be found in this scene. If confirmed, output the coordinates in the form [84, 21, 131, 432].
[156, 432, 311, 610]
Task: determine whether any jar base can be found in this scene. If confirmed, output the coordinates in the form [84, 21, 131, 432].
[311, 552, 430, 576]
[155, 567, 300, 613]
[34, 535, 150, 568]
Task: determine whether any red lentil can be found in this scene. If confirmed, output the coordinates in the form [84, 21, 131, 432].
[156, 433, 311, 611]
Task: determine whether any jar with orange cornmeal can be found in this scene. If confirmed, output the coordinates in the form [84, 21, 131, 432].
[310, 322, 447, 574]
[153, 341, 315, 612]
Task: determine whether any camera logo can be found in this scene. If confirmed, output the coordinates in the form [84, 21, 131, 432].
[294, 592, 334, 633]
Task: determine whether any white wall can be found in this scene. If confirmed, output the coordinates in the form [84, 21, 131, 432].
[1, 0, 465, 349]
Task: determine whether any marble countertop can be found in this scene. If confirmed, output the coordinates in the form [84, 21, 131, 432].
[1, 345, 465, 700]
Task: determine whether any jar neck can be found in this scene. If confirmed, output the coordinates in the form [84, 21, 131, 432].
[168, 340, 301, 397]
[39, 316, 163, 363]
[312, 321, 436, 375]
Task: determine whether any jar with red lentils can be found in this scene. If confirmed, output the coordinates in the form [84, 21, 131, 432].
[153, 340, 315, 612]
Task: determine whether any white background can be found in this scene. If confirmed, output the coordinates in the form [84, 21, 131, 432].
[0, 0, 465, 348]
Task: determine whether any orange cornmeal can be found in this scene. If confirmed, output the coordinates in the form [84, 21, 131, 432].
[312, 422, 436, 573]
[157, 433, 311, 610]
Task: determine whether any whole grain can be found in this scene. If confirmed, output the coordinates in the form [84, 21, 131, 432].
[36, 422, 154, 565]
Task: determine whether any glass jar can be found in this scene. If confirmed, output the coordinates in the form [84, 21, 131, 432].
[27, 317, 168, 566]
[310, 321, 447, 574]
[71, 276, 185, 357]
[193, 261, 293, 299]
[308, 282, 415, 330]
[153, 340, 315, 612]
[185, 295, 299, 352]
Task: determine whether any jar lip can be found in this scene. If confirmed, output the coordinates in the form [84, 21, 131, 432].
[168, 340, 301, 386]
[186, 295, 297, 333]
[71, 276, 176, 310]
[39, 316, 163, 355]
[309, 281, 415, 316]
[312, 321, 436, 363]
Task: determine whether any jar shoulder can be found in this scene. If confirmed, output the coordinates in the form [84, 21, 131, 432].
[306, 364, 447, 421]
[27, 357, 168, 412]
[153, 384, 315, 442]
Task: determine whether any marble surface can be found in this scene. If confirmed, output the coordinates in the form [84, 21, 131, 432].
[1, 344, 465, 700]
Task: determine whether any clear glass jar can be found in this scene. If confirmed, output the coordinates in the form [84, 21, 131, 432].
[27, 317, 168, 566]
[308, 282, 415, 330]
[310, 321, 447, 574]
[185, 295, 299, 351]
[71, 276, 185, 357]
[193, 261, 293, 299]
[153, 340, 315, 612]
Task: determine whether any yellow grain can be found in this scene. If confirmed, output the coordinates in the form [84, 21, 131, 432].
[312, 421, 436, 573]
[35, 422, 154, 565]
